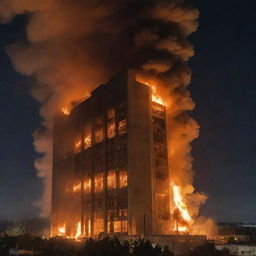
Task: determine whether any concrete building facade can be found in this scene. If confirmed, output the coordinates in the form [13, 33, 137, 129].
[51, 70, 170, 237]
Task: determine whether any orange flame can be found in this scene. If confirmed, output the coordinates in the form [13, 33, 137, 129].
[58, 224, 66, 236]
[151, 85, 164, 105]
[75, 222, 81, 239]
[84, 178, 91, 193]
[171, 181, 193, 233]
[61, 107, 71, 115]
[73, 182, 81, 192]
[142, 81, 164, 105]
[84, 135, 91, 149]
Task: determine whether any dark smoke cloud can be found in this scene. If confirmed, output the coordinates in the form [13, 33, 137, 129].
[0, 0, 216, 237]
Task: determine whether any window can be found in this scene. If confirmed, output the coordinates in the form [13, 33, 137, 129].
[107, 119, 115, 139]
[84, 177, 91, 194]
[108, 197, 117, 209]
[118, 119, 127, 135]
[108, 108, 115, 119]
[153, 117, 166, 143]
[119, 170, 128, 188]
[94, 173, 103, 193]
[95, 128, 104, 143]
[118, 209, 128, 217]
[73, 182, 81, 192]
[94, 218, 104, 234]
[152, 103, 165, 117]
[108, 220, 128, 233]
[154, 142, 166, 154]
[84, 125, 91, 149]
[107, 170, 117, 190]
[84, 134, 91, 149]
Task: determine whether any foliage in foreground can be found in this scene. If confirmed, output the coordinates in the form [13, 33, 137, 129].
[0, 235, 173, 256]
[0, 234, 233, 256]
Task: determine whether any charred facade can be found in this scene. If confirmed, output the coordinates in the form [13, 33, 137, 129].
[51, 70, 170, 237]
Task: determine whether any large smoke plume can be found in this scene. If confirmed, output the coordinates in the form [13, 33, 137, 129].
[0, 0, 216, 236]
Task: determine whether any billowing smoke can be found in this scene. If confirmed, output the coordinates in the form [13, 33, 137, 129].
[0, 0, 215, 236]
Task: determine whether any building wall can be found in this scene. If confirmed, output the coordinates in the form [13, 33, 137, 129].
[51, 70, 170, 237]
[127, 71, 153, 235]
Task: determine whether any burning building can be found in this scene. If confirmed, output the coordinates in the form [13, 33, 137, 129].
[51, 70, 171, 237]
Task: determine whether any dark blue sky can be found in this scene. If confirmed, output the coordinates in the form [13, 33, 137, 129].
[0, 0, 256, 222]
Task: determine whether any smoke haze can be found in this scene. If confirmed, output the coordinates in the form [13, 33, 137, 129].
[0, 0, 215, 236]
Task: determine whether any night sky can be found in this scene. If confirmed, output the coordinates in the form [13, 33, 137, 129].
[0, 0, 256, 222]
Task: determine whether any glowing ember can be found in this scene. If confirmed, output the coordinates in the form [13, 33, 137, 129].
[58, 224, 66, 235]
[75, 222, 81, 239]
[74, 139, 82, 153]
[84, 135, 91, 149]
[62, 107, 70, 115]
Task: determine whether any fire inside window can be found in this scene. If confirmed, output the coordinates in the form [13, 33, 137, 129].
[108, 220, 128, 233]
[119, 209, 128, 217]
[84, 177, 91, 194]
[84, 125, 92, 149]
[107, 170, 117, 189]
[107, 119, 115, 139]
[94, 218, 104, 234]
[73, 182, 81, 192]
[118, 170, 128, 188]
[94, 173, 103, 193]
[84, 135, 91, 149]
[118, 119, 127, 135]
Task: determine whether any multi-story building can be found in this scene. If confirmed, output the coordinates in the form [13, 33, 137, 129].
[51, 70, 170, 237]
